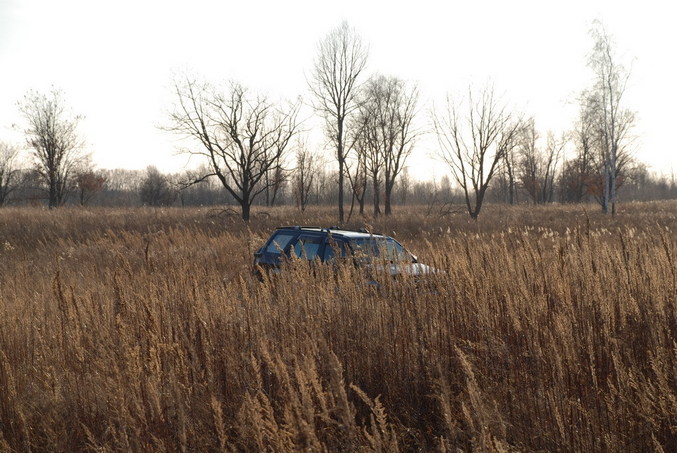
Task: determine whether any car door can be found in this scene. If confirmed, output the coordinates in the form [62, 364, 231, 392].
[290, 234, 324, 261]
[321, 237, 348, 263]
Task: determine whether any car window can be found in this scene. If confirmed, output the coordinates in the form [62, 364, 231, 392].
[264, 232, 296, 254]
[349, 237, 409, 262]
[322, 239, 348, 262]
[349, 238, 376, 261]
[384, 239, 408, 261]
[292, 236, 323, 260]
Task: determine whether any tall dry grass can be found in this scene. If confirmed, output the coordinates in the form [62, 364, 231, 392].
[0, 202, 675, 452]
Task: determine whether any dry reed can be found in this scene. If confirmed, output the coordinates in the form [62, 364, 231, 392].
[0, 202, 675, 452]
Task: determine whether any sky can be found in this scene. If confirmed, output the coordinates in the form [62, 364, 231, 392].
[1, 0, 675, 181]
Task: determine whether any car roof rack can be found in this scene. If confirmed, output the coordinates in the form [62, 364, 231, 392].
[275, 225, 323, 230]
[328, 226, 382, 235]
[275, 225, 383, 235]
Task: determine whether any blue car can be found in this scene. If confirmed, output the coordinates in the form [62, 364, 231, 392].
[253, 226, 434, 280]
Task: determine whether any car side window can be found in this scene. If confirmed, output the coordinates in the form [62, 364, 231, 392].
[292, 236, 323, 260]
[348, 238, 375, 264]
[264, 232, 296, 254]
[386, 239, 409, 262]
[349, 237, 409, 262]
[322, 239, 347, 262]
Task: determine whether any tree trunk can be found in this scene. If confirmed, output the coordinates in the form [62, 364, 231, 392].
[372, 173, 380, 217]
[610, 147, 617, 215]
[602, 163, 610, 214]
[270, 186, 278, 206]
[337, 122, 345, 223]
[471, 186, 488, 220]
[48, 171, 58, 209]
[384, 182, 393, 216]
[265, 175, 270, 206]
[241, 202, 251, 222]
[347, 190, 356, 222]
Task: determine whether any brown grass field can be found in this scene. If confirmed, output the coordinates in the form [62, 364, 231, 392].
[0, 202, 675, 452]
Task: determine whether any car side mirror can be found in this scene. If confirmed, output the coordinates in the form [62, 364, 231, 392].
[411, 254, 418, 263]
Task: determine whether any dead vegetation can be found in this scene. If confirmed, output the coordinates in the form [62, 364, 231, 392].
[0, 203, 675, 452]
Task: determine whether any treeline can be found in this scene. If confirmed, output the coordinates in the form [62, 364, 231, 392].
[0, 160, 674, 210]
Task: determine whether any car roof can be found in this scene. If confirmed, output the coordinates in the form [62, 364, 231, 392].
[275, 226, 388, 240]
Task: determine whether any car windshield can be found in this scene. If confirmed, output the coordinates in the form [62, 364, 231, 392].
[349, 237, 410, 263]
[264, 232, 296, 254]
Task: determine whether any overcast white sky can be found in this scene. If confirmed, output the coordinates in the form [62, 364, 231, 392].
[1, 0, 675, 180]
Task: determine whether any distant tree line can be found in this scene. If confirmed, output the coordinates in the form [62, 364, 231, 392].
[1, 21, 675, 216]
[0, 153, 674, 209]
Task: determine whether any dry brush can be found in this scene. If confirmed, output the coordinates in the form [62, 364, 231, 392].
[0, 203, 675, 451]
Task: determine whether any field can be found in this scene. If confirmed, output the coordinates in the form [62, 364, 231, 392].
[0, 202, 675, 452]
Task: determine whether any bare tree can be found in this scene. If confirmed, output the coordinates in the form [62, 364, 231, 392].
[568, 89, 633, 208]
[517, 121, 564, 204]
[433, 85, 521, 219]
[498, 140, 519, 205]
[560, 99, 600, 203]
[356, 75, 419, 216]
[292, 140, 319, 212]
[586, 21, 635, 214]
[168, 77, 300, 221]
[396, 166, 411, 205]
[264, 163, 287, 207]
[0, 142, 21, 206]
[542, 133, 565, 203]
[345, 127, 369, 218]
[318, 168, 337, 205]
[355, 91, 384, 216]
[18, 88, 85, 208]
[139, 166, 176, 206]
[309, 21, 368, 222]
[262, 148, 289, 207]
